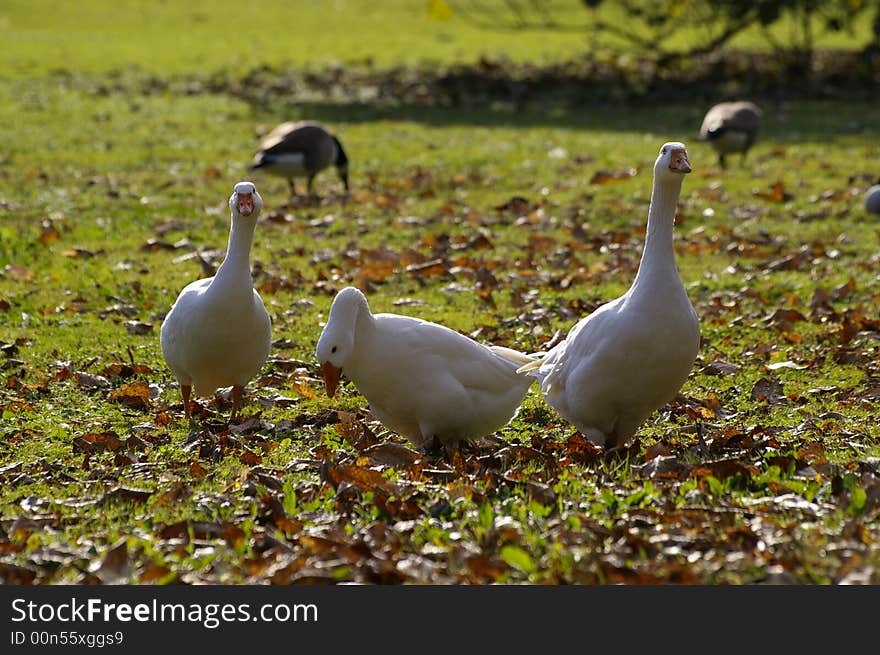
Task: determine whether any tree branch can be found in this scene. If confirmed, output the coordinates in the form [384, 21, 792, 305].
[657, 17, 754, 66]
[449, 1, 594, 32]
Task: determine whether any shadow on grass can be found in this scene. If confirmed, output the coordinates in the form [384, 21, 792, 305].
[45, 52, 880, 140]
[245, 97, 880, 144]
[227, 51, 880, 139]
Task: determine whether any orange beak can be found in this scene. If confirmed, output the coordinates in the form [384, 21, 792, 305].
[321, 361, 342, 398]
[237, 192, 255, 216]
[669, 149, 691, 174]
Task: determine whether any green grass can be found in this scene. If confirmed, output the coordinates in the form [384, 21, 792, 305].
[2, 0, 591, 78]
[1, 3, 879, 585]
[2, 0, 875, 80]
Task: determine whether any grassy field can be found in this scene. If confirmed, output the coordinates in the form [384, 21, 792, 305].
[2, 0, 876, 78]
[1, 0, 593, 77]
[1, 2, 879, 585]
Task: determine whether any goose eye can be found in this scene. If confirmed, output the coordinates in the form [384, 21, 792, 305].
[331, 346, 337, 354]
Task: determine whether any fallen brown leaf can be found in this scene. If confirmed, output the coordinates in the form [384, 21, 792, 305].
[109, 381, 152, 410]
[590, 167, 638, 185]
[753, 180, 792, 203]
[750, 377, 789, 405]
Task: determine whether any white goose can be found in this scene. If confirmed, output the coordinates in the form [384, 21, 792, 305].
[315, 286, 537, 450]
[517, 142, 700, 448]
[160, 181, 272, 422]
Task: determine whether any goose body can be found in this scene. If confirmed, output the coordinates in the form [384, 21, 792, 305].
[249, 121, 349, 197]
[160, 181, 272, 421]
[698, 101, 762, 168]
[518, 142, 700, 448]
[865, 184, 880, 214]
[316, 287, 536, 448]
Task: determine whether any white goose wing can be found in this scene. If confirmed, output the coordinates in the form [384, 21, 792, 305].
[523, 297, 623, 391]
[377, 314, 527, 391]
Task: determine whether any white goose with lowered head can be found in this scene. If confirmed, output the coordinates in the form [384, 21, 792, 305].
[315, 286, 537, 450]
[517, 142, 700, 448]
[160, 181, 272, 422]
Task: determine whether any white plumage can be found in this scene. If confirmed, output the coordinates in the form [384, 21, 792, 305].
[517, 142, 700, 448]
[160, 181, 272, 421]
[315, 286, 536, 449]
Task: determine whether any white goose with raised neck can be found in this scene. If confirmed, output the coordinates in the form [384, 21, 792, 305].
[210, 181, 263, 299]
[630, 142, 691, 298]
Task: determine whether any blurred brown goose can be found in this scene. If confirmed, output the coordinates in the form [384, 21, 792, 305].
[249, 121, 349, 197]
[698, 101, 762, 169]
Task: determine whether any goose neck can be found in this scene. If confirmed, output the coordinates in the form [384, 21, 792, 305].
[352, 293, 376, 334]
[212, 213, 257, 291]
[633, 175, 684, 287]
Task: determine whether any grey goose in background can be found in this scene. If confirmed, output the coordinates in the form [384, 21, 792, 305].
[866, 184, 880, 214]
[698, 101, 763, 169]
[250, 121, 349, 197]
